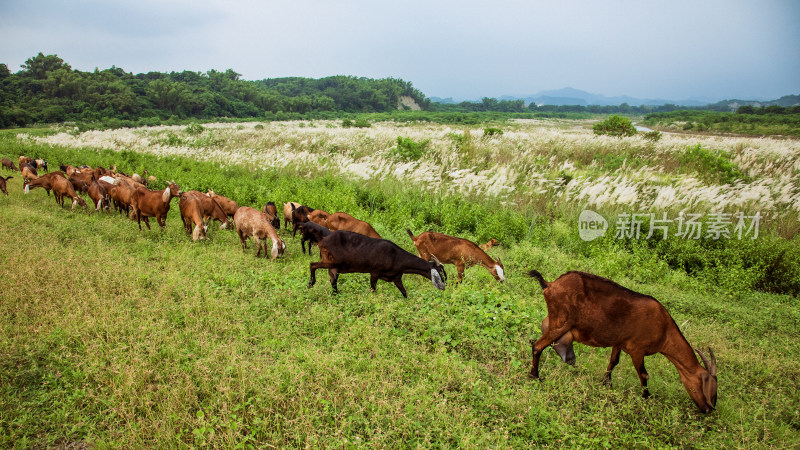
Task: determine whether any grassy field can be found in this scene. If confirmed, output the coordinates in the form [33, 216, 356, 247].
[1, 121, 799, 448]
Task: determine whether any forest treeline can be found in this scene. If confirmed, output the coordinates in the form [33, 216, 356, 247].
[1, 53, 799, 131]
[0, 53, 429, 128]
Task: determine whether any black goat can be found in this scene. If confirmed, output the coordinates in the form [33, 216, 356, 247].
[308, 230, 447, 298]
[300, 221, 331, 256]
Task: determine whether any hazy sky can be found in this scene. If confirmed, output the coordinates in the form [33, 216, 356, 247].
[1, 0, 798, 102]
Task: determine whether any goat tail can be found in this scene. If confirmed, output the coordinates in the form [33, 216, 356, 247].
[406, 228, 416, 241]
[527, 270, 549, 289]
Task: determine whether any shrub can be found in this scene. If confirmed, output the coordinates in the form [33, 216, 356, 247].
[185, 122, 205, 135]
[592, 115, 637, 137]
[643, 130, 662, 142]
[483, 127, 503, 136]
[679, 143, 746, 184]
[390, 136, 429, 161]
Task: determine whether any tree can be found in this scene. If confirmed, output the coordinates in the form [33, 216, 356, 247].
[593, 115, 637, 137]
[21, 53, 71, 79]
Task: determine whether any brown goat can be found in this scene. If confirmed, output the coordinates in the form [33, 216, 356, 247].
[131, 182, 181, 230]
[326, 212, 381, 239]
[23, 171, 66, 196]
[206, 190, 239, 220]
[233, 206, 285, 259]
[108, 181, 137, 216]
[51, 175, 87, 210]
[1, 158, 17, 172]
[406, 229, 505, 283]
[262, 201, 280, 229]
[480, 238, 499, 252]
[179, 191, 230, 240]
[527, 270, 718, 413]
[283, 201, 301, 229]
[0, 176, 11, 195]
[18, 156, 32, 167]
[21, 164, 38, 182]
[87, 181, 109, 211]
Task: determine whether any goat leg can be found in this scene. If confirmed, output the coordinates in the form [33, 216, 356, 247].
[630, 352, 650, 398]
[393, 277, 408, 298]
[329, 268, 339, 293]
[602, 347, 622, 386]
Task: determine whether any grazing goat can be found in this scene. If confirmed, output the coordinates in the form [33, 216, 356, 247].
[34, 159, 48, 172]
[1, 158, 17, 172]
[282, 201, 301, 229]
[299, 221, 331, 255]
[18, 156, 32, 167]
[292, 205, 320, 237]
[406, 229, 505, 283]
[51, 175, 87, 210]
[480, 238, 499, 252]
[108, 181, 137, 217]
[308, 230, 447, 298]
[527, 270, 718, 413]
[60, 165, 79, 177]
[206, 190, 239, 220]
[131, 182, 181, 231]
[233, 206, 286, 259]
[87, 181, 110, 211]
[23, 171, 65, 196]
[20, 164, 38, 182]
[179, 191, 230, 240]
[0, 176, 11, 195]
[325, 212, 381, 239]
[262, 201, 280, 229]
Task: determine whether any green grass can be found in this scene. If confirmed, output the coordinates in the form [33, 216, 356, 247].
[1, 140, 799, 448]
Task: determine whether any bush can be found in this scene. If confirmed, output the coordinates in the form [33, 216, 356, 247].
[592, 115, 637, 137]
[643, 130, 662, 142]
[679, 143, 746, 184]
[390, 136, 429, 161]
[483, 127, 503, 136]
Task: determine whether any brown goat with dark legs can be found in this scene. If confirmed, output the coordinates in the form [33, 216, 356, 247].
[234, 206, 285, 259]
[108, 181, 137, 217]
[51, 175, 87, 210]
[308, 230, 447, 298]
[206, 190, 239, 220]
[131, 182, 181, 230]
[527, 270, 718, 413]
[1, 158, 17, 172]
[406, 229, 505, 283]
[0, 176, 11, 195]
[325, 212, 381, 239]
[262, 202, 280, 229]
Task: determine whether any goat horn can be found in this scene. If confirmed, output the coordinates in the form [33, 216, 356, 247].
[431, 255, 442, 265]
[695, 347, 717, 376]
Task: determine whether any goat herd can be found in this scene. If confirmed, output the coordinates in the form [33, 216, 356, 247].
[2, 153, 718, 414]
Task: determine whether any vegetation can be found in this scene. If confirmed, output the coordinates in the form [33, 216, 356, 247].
[1, 121, 799, 447]
[0, 53, 428, 127]
[592, 115, 637, 137]
[643, 108, 800, 136]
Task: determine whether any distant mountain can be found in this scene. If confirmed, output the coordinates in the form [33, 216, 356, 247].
[504, 87, 712, 107]
[430, 88, 798, 108]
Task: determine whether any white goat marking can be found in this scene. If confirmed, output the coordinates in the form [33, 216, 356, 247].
[495, 264, 505, 281]
[24, 185, 29, 194]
